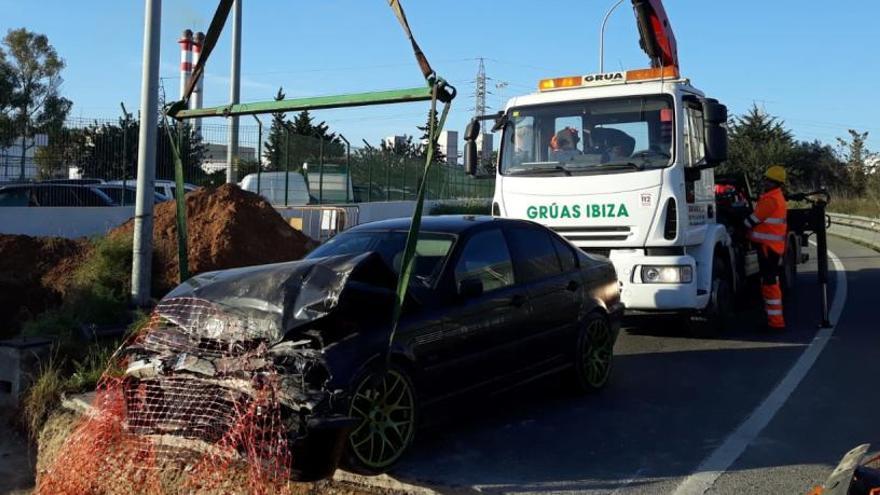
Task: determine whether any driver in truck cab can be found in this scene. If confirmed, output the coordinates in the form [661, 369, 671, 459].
[550, 127, 581, 161]
[744, 165, 788, 331]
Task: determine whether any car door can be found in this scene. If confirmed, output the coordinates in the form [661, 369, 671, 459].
[416, 227, 530, 400]
[504, 225, 584, 366]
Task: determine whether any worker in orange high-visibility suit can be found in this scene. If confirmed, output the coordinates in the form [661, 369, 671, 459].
[744, 165, 788, 330]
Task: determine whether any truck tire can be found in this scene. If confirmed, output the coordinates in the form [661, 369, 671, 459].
[687, 254, 733, 337]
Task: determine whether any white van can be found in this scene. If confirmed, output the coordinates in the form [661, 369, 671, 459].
[305, 167, 354, 204]
[239, 171, 311, 206]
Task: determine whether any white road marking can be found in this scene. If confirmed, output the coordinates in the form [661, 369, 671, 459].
[672, 245, 847, 495]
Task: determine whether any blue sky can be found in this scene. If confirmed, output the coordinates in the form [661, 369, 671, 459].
[1, 0, 878, 152]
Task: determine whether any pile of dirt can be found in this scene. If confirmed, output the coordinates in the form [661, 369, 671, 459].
[111, 184, 315, 295]
[0, 235, 90, 335]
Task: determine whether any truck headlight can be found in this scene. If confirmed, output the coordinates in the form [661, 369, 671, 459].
[640, 265, 693, 283]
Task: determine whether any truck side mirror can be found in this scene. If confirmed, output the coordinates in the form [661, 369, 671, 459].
[463, 119, 481, 176]
[703, 98, 728, 165]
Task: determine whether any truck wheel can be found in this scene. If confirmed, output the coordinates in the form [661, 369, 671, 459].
[688, 255, 733, 337]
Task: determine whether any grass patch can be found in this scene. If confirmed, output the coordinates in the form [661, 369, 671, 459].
[18, 235, 135, 437]
[20, 342, 120, 438]
[430, 200, 492, 216]
[828, 194, 880, 218]
[21, 355, 64, 440]
[23, 235, 133, 341]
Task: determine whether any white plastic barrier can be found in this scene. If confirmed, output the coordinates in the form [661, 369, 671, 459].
[0, 206, 136, 238]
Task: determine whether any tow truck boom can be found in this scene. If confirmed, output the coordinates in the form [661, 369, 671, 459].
[632, 0, 679, 69]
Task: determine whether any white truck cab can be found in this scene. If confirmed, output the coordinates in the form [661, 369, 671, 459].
[460, 0, 780, 333]
[465, 66, 749, 333]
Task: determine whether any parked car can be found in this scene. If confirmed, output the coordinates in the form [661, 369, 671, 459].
[239, 171, 311, 206]
[95, 183, 168, 205]
[122, 215, 623, 478]
[0, 183, 115, 206]
[106, 179, 197, 200]
[43, 178, 106, 185]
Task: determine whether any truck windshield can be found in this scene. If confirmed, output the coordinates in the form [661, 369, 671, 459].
[500, 95, 674, 176]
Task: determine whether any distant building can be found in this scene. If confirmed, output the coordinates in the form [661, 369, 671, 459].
[201, 143, 257, 174]
[0, 134, 48, 182]
[438, 130, 459, 165]
[383, 135, 408, 150]
[476, 132, 493, 164]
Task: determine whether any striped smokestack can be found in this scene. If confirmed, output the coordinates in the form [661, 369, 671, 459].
[191, 31, 205, 136]
[177, 29, 193, 100]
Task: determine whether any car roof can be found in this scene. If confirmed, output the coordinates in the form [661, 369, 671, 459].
[347, 215, 536, 235]
[0, 183, 99, 189]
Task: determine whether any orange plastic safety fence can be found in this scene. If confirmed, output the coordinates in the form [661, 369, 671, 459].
[36, 300, 295, 495]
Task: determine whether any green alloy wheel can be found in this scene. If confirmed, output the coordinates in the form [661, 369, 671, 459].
[346, 367, 416, 473]
[575, 314, 615, 391]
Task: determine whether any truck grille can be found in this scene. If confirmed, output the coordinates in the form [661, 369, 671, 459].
[551, 225, 632, 242]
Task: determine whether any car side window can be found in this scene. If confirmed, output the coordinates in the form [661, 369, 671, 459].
[455, 229, 514, 292]
[505, 227, 563, 283]
[74, 188, 108, 206]
[36, 186, 80, 206]
[550, 233, 578, 272]
[0, 189, 30, 206]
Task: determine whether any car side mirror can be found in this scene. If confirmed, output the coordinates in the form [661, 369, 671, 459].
[458, 278, 483, 299]
[703, 98, 728, 165]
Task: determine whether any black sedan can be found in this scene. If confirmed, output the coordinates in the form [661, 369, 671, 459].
[121, 215, 622, 478]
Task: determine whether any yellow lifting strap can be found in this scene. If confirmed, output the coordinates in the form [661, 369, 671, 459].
[387, 0, 434, 82]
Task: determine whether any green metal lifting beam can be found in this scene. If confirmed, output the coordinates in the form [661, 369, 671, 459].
[169, 86, 434, 120]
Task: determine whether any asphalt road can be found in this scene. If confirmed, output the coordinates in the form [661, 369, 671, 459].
[384, 236, 879, 494]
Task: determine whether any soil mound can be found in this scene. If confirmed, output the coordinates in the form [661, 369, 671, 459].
[111, 184, 314, 295]
[0, 235, 89, 335]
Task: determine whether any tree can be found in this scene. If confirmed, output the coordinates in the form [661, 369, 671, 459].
[415, 108, 445, 164]
[262, 89, 344, 172]
[835, 130, 876, 195]
[0, 28, 72, 179]
[263, 87, 288, 170]
[722, 105, 795, 187]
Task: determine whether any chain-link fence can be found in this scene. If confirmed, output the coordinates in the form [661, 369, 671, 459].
[0, 117, 493, 207]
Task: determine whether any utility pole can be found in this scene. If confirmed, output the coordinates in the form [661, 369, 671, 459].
[226, 0, 242, 184]
[131, 0, 162, 307]
[473, 57, 488, 119]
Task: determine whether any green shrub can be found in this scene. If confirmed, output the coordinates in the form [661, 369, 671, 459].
[429, 200, 491, 216]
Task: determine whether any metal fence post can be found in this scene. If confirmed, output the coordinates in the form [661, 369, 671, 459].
[339, 134, 351, 203]
[284, 127, 290, 206]
[367, 151, 373, 203]
[318, 136, 324, 204]
[253, 115, 262, 197]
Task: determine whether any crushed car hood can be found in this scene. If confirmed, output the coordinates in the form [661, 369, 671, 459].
[162, 251, 397, 345]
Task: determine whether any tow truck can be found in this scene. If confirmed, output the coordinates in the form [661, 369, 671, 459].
[463, 0, 808, 333]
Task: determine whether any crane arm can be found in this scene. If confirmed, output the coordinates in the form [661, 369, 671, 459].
[631, 0, 679, 69]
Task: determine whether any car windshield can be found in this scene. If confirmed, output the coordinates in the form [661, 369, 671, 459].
[500, 95, 674, 176]
[306, 231, 455, 287]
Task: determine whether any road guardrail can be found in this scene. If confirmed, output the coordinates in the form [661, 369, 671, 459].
[827, 212, 880, 251]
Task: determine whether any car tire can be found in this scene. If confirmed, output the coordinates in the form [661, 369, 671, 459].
[341, 363, 418, 475]
[687, 254, 733, 337]
[571, 313, 615, 393]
